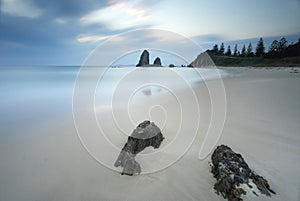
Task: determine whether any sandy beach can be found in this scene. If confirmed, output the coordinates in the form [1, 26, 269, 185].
[0, 67, 299, 201]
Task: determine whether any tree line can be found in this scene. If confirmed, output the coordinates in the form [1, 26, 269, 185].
[209, 37, 300, 58]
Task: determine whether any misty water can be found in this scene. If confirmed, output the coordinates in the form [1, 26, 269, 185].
[0, 66, 226, 133]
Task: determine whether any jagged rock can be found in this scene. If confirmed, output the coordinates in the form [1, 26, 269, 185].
[153, 57, 162, 66]
[114, 120, 164, 175]
[136, 50, 150, 67]
[211, 145, 275, 201]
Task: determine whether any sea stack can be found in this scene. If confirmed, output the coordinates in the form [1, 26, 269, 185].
[153, 57, 162, 66]
[136, 50, 150, 67]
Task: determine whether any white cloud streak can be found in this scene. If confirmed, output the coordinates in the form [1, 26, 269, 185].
[1, 0, 43, 19]
[53, 18, 68, 24]
[80, 0, 151, 30]
[77, 34, 109, 43]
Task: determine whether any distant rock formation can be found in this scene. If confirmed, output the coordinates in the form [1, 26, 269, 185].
[136, 50, 163, 67]
[211, 145, 276, 201]
[114, 120, 164, 175]
[153, 57, 162, 66]
[136, 50, 150, 67]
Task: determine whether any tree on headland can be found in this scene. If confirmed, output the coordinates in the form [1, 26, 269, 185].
[279, 37, 288, 51]
[219, 43, 225, 55]
[207, 36, 298, 60]
[241, 45, 246, 57]
[283, 38, 300, 57]
[278, 37, 288, 56]
[247, 43, 254, 57]
[233, 44, 238, 56]
[212, 44, 219, 54]
[267, 37, 288, 58]
[194, 37, 300, 67]
[269, 40, 279, 52]
[267, 40, 279, 58]
[225, 45, 232, 56]
[255, 37, 265, 57]
[169, 64, 175, 67]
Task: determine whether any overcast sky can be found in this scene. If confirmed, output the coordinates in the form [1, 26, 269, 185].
[1, 0, 300, 65]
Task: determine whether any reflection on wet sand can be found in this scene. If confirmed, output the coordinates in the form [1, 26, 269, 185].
[142, 88, 152, 96]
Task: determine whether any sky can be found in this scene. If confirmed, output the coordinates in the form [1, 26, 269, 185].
[0, 0, 300, 66]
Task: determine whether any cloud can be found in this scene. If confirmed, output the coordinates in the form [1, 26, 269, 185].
[32, 0, 106, 18]
[0, 0, 107, 65]
[53, 18, 68, 24]
[80, 0, 152, 30]
[1, 17, 71, 46]
[191, 34, 226, 44]
[1, 0, 43, 19]
[77, 34, 109, 43]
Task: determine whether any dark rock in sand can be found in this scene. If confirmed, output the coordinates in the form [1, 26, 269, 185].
[153, 57, 162, 66]
[136, 50, 150, 67]
[114, 120, 164, 175]
[211, 145, 275, 201]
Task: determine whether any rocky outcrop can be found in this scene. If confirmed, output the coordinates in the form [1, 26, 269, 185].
[114, 120, 164, 175]
[153, 57, 162, 66]
[211, 145, 275, 201]
[136, 50, 163, 66]
[189, 51, 213, 67]
[136, 50, 150, 67]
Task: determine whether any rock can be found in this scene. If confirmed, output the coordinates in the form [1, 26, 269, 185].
[189, 52, 213, 67]
[211, 145, 275, 201]
[136, 50, 164, 67]
[136, 50, 150, 67]
[114, 120, 164, 175]
[153, 57, 162, 66]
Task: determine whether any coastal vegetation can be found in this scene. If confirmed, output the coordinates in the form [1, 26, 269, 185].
[190, 37, 300, 67]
